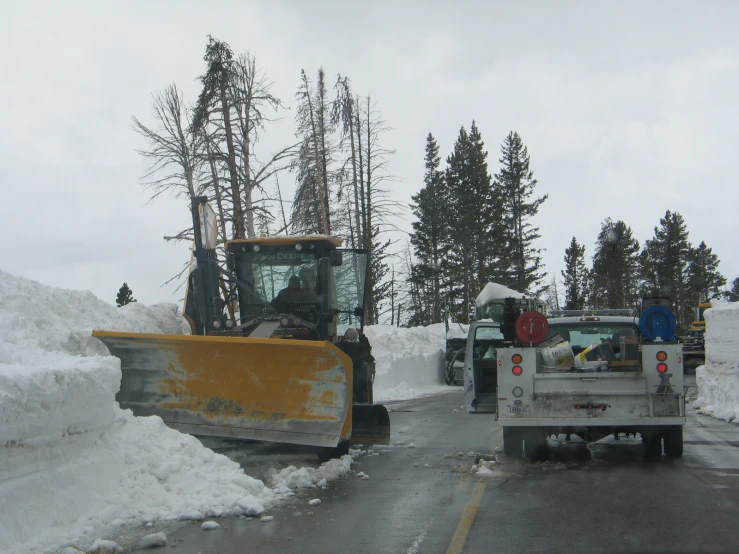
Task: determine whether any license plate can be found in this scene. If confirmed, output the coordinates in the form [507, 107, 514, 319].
[506, 405, 529, 415]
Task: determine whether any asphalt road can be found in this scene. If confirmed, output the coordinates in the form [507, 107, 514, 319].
[128, 377, 738, 554]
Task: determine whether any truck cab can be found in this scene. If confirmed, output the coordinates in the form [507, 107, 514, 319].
[465, 306, 686, 459]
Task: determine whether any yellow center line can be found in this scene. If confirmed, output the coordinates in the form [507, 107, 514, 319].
[446, 481, 487, 554]
[455, 478, 470, 492]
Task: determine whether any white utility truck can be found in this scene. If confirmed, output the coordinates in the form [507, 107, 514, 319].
[464, 298, 686, 459]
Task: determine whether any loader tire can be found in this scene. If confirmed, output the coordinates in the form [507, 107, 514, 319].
[663, 426, 683, 458]
[317, 441, 351, 462]
[503, 427, 523, 458]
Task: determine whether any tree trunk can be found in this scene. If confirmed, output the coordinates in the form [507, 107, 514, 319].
[304, 82, 329, 235]
[243, 99, 254, 237]
[220, 70, 243, 239]
[355, 96, 367, 248]
[348, 100, 361, 249]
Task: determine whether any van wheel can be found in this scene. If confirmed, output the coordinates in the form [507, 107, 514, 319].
[663, 426, 683, 458]
[503, 428, 523, 458]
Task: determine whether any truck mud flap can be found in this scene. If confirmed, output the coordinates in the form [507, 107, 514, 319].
[93, 331, 353, 448]
[350, 404, 391, 445]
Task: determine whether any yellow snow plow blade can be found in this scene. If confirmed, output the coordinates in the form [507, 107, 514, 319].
[93, 331, 356, 448]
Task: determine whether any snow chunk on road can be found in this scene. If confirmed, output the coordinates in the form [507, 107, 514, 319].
[308, 498, 321, 506]
[260, 516, 274, 522]
[201, 521, 220, 530]
[237, 495, 266, 516]
[694, 301, 739, 422]
[89, 539, 123, 553]
[270, 455, 354, 491]
[138, 532, 167, 547]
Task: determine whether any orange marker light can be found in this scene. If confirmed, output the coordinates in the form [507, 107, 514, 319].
[512, 354, 523, 364]
[656, 351, 668, 361]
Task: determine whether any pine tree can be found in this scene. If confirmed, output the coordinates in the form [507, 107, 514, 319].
[561, 237, 588, 310]
[686, 241, 726, 303]
[590, 219, 641, 309]
[116, 283, 137, 307]
[725, 276, 739, 302]
[445, 122, 500, 322]
[640, 210, 692, 327]
[409, 133, 448, 324]
[494, 131, 547, 293]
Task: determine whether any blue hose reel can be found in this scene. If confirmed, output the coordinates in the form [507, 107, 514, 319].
[639, 305, 678, 341]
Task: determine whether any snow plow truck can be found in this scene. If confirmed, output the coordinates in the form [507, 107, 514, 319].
[93, 197, 390, 457]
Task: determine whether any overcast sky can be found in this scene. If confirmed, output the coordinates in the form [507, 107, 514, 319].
[1, 1, 737, 309]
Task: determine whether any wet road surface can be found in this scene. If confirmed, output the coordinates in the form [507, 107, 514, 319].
[128, 377, 738, 554]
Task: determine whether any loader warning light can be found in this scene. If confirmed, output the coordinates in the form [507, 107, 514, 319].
[657, 362, 668, 373]
[512, 353, 523, 364]
[512, 365, 523, 376]
[656, 351, 668, 361]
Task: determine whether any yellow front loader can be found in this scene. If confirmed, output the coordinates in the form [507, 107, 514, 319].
[93, 197, 389, 455]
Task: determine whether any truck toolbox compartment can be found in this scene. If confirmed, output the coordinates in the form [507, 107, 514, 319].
[533, 373, 646, 396]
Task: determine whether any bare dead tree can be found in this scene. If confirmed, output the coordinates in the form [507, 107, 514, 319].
[231, 52, 286, 237]
[295, 69, 330, 234]
[132, 84, 202, 202]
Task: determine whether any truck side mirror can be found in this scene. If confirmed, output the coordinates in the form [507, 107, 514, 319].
[329, 250, 343, 267]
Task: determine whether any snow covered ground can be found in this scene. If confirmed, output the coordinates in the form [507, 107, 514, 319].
[366, 323, 451, 402]
[694, 301, 739, 423]
[0, 269, 454, 553]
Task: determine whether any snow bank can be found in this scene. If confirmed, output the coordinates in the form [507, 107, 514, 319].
[0, 271, 356, 554]
[474, 282, 524, 307]
[694, 302, 739, 423]
[445, 321, 469, 340]
[366, 323, 450, 401]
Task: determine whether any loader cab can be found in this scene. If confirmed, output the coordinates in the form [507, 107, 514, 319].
[227, 235, 369, 342]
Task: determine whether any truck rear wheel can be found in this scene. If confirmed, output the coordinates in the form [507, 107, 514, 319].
[522, 428, 549, 461]
[663, 426, 683, 458]
[642, 431, 662, 459]
[503, 427, 523, 458]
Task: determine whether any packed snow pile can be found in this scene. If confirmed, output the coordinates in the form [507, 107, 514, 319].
[445, 320, 469, 340]
[0, 271, 355, 554]
[366, 323, 450, 401]
[474, 282, 524, 307]
[694, 301, 739, 422]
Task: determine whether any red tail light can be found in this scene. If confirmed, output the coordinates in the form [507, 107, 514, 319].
[657, 362, 668, 373]
[512, 365, 523, 376]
